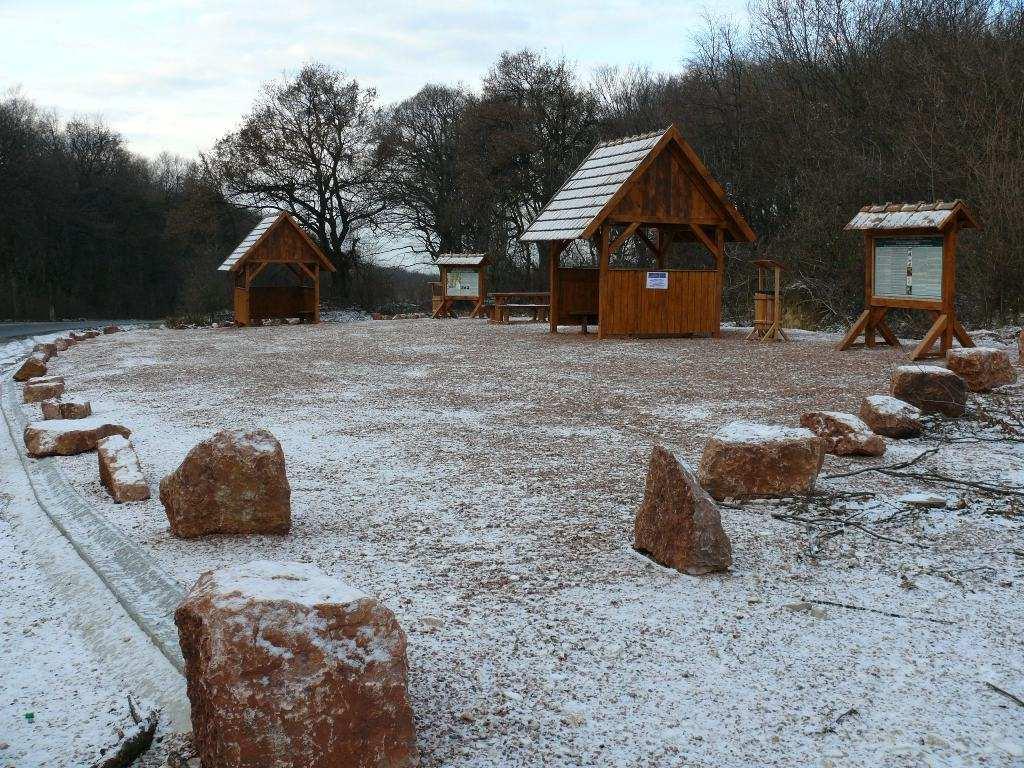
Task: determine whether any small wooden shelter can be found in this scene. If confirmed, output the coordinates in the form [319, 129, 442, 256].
[521, 125, 756, 339]
[431, 254, 489, 319]
[746, 259, 788, 342]
[219, 212, 335, 326]
[839, 200, 977, 360]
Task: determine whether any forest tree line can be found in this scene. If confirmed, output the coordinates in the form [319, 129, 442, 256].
[2, 0, 1023, 327]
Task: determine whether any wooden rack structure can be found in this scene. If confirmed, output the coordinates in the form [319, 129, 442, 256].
[218, 212, 335, 326]
[520, 125, 756, 339]
[746, 259, 788, 342]
[839, 200, 977, 360]
[431, 254, 490, 319]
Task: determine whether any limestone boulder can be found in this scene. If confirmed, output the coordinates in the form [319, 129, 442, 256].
[890, 365, 967, 417]
[97, 434, 150, 503]
[859, 395, 923, 438]
[160, 429, 291, 538]
[24, 418, 131, 457]
[41, 400, 92, 420]
[23, 378, 65, 403]
[13, 353, 47, 382]
[945, 347, 1017, 392]
[634, 445, 731, 575]
[175, 560, 419, 768]
[799, 411, 885, 457]
[103, 325, 121, 334]
[84, 330, 100, 339]
[698, 422, 824, 500]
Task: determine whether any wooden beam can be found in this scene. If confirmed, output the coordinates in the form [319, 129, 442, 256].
[838, 309, 872, 351]
[910, 313, 948, 361]
[952, 318, 975, 348]
[689, 223, 718, 257]
[609, 222, 640, 256]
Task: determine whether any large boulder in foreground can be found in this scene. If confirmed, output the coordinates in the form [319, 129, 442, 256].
[634, 446, 731, 575]
[945, 347, 1017, 392]
[698, 422, 824, 500]
[23, 418, 130, 457]
[859, 395, 923, 438]
[175, 560, 419, 768]
[41, 400, 92, 420]
[891, 365, 967, 416]
[23, 377, 66, 403]
[98, 434, 151, 503]
[799, 411, 885, 457]
[160, 429, 291, 538]
[13, 353, 47, 382]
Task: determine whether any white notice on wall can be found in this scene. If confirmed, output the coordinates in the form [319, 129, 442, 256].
[646, 271, 668, 290]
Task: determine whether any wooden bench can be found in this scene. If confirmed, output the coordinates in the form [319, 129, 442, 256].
[489, 292, 551, 324]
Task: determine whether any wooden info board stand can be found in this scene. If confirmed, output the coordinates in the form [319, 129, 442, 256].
[839, 201, 977, 361]
[431, 254, 489, 319]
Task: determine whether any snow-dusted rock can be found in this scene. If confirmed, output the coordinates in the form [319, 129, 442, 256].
[891, 365, 967, 417]
[13, 353, 47, 382]
[859, 395, 923, 438]
[1019, 329, 1024, 365]
[945, 347, 1017, 392]
[175, 560, 419, 768]
[22, 378, 65, 403]
[698, 422, 825, 500]
[160, 429, 291, 538]
[103, 325, 121, 334]
[634, 445, 732, 575]
[898, 492, 947, 508]
[23, 418, 131, 457]
[52, 337, 69, 352]
[98, 435, 150, 503]
[40, 400, 92, 420]
[799, 411, 885, 457]
[31, 343, 56, 361]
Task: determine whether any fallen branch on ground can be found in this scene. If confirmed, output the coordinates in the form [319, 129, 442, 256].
[91, 694, 160, 768]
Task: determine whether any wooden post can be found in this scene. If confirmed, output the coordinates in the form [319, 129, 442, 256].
[714, 226, 725, 337]
[313, 264, 320, 323]
[549, 241, 561, 333]
[598, 225, 611, 340]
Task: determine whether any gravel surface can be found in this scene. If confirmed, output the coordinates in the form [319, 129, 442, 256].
[18, 319, 1024, 767]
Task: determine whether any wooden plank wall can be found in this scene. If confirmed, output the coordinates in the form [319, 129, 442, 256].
[554, 268, 599, 324]
[249, 286, 315, 320]
[600, 269, 718, 336]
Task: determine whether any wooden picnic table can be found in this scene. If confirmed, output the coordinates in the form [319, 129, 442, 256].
[489, 292, 551, 324]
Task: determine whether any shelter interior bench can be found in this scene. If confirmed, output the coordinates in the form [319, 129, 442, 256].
[489, 292, 551, 324]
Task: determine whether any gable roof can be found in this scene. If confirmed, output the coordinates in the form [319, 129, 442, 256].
[218, 212, 336, 272]
[845, 200, 978, 232]
[520, 124, 755, 244]
[434, 253, 488, 267]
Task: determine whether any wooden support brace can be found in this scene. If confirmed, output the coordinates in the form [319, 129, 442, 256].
[910, 313, 949, 361]
[609, 222, 640, 255]
[838, 310, 872, 351]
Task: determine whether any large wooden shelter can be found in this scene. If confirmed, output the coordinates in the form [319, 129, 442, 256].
[839, 200, 978, 360]
[431, 253, 490, 319]
[521, 125, 756, 338]
[219, 212, 335, 326]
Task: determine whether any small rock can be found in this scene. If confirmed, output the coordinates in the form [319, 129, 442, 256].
[23, 418, 131, 457]
[859, 395, 923, 438]
[103, 325, 122, 334]
[698, 422, 824, 500]
[13, 353, 47, 382]
[421, 615, 444, 629]
[98, 434, 151, 503]
[891, 365, 967, 417]
[41, 400, 92, 420]
[898, 492, 947, 508]
[175, 560, 419, 768]
[634, 445, 732, 574]
[799, 411, 885, 457]
[23, 378, 66, 403]
[945, 347, 1017, 392]
[160, 429, 291, 538]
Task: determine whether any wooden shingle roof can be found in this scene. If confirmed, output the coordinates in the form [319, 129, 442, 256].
[218, 212, 336, 272]
[845, 200, 978, 232]
[434, 253, 488, 267]
[521, 130, 664, 242]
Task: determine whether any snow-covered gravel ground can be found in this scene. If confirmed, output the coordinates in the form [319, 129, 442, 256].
[11, 319, 1024, 767]
[0, 400, 187, 767]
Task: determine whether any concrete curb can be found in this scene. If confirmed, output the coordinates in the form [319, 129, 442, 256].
[1, 371, 186, 673]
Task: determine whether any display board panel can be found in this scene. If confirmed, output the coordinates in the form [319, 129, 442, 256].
[873, 236, 943, 300]
[446, 268, 480, 297]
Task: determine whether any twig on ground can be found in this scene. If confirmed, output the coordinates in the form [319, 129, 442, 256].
[985, 681, 1024, 709]
[802, 597, 955, 625]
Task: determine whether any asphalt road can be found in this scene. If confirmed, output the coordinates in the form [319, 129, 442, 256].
[0, 320, 141, 341]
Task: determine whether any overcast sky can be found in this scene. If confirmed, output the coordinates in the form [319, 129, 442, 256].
[0, 0, 744, 160]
